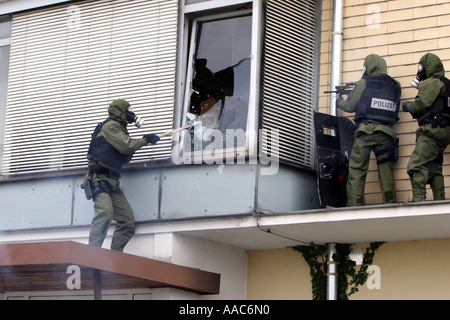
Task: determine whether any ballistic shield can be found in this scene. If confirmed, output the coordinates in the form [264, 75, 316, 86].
[314, 112, 355, 207]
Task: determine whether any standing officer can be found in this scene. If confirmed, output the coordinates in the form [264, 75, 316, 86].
[82, 99, 160, 252]
[402, 53, 450, 202]
[337, 54, 401, 206]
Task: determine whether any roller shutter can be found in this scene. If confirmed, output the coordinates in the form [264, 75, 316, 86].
[261, 0, 319, 169]
[2, 0, 178, 175]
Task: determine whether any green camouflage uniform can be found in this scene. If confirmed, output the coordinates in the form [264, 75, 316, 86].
[85, 99, 147, 252]
[404, 53, 450, 202]
[338, 55, 401, 206]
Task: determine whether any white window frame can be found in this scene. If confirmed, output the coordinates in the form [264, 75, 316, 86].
[0, 15, 11, 172]
[175, 0, 263, 163]
[184, 0, 254, 13]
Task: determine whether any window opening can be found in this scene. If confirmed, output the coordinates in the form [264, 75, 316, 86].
[182, 13, 252, 156]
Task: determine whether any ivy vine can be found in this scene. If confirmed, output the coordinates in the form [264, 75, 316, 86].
[292, 244, 328, 300]
[291, 242, 384, 300]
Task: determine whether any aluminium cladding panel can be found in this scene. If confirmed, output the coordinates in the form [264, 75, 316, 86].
[73, 165, 257, 226]
[0, 168, 161, 231]
[261, 0, 319, 169]
[257, 165, 321, 213]
[111, 169, 160, 222]
[0, 177, 74, 230]
[159, 164, 257, 220]
[2, 0, 178, 175]
[71, 169, 160, 226]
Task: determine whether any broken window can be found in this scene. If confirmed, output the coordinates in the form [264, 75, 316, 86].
[183, 13, 252, 155]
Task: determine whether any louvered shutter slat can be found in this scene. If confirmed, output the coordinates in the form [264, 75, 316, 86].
[2, 0, 178, 174]
[261, 0, 319, 169]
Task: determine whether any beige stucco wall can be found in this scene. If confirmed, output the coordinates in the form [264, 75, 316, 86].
[246, 246, 313, 300]
[319, 0, 450, 204]
[246, 238, 450, 300]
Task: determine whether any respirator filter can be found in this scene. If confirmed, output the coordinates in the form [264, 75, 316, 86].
[410, 76, 421, 89]
[126, 106, 144, 129]
[411, 63, 427, 89]
[134, 116, 144, 129]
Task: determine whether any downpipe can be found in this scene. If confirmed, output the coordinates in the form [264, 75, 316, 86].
[327, 243, 338, 300]
[329, 0, 344, 116]
[326, 0, 344, 301]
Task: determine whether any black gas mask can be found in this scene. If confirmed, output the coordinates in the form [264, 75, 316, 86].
[126, 106, 144, 128]
[411, 63, 427, 88]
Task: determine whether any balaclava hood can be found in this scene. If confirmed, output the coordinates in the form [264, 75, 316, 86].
[419, 53, 445, 79]
[364, 54, 388, 76]
[108, 99, 129, 125]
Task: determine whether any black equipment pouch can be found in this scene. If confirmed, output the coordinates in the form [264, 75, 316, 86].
[418, 76, 450, 127]
[91, 180, 114, 200]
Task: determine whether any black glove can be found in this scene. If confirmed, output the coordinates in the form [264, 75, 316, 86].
[402, 101, 412, 112]
[335, 96, 343, 109]
[143, 134, 160, 145]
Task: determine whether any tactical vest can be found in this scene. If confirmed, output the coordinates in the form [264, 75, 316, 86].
[418, 75, 450, 127]
[87, 119, 132, 174]
[355, 75, 400, 125]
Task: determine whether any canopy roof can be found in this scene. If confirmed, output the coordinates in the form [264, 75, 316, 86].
[0, 241, 220, 297]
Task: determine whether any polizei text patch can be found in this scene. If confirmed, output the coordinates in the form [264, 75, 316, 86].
[371, 98, 396, 112]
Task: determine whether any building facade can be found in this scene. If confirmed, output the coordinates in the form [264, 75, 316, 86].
[0, 0, 449, 300]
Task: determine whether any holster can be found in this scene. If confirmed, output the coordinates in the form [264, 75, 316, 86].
[80, 175, 93, 200]
[391, 137, 399, 162]
[375, 137, 399, 165]
[91, 180, 114, 200]
[80, 174, 114, 201]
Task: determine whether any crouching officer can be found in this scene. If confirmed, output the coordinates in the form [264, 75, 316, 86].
[81, 99, 160, 252]
[337, 54, 401, 206]
[402, 53, 450, 202]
